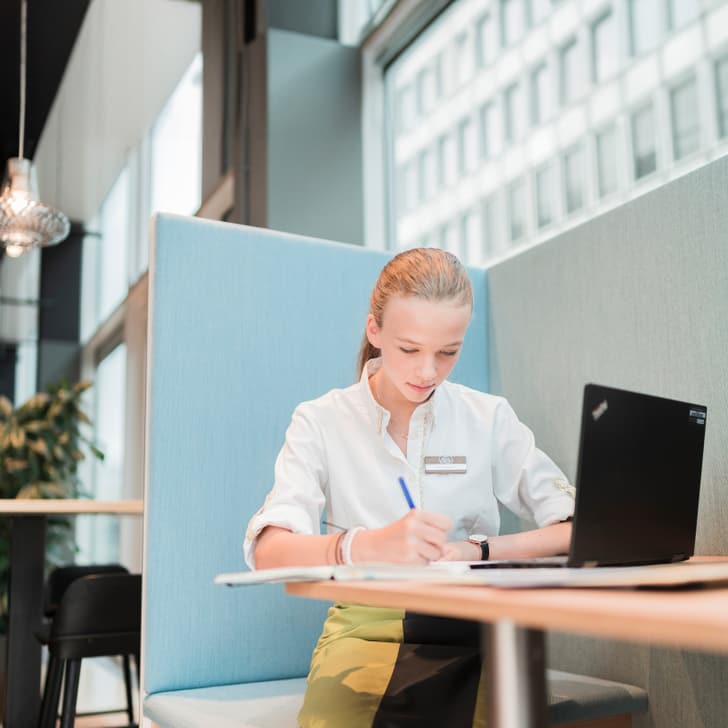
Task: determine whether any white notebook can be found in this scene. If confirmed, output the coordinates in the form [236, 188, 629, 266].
[215, 560, 728, 589]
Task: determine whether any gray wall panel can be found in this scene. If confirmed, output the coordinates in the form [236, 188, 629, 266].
[268, 29, 363, 245]
[487, 156, 728, 728]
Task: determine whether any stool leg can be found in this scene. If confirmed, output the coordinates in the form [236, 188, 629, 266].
[122, 654, 135, 725]
[59, 658, 81, 728]
[39, 654, 64, 728]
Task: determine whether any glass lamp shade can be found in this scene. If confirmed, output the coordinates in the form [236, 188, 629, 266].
[0, 158, 70, 257]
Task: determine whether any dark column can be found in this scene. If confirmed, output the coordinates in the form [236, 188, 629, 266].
[0, 343, 16, 401]
[36, 224, 84, 390]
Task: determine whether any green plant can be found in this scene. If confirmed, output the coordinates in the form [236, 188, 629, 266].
[0, 381, 104, 633]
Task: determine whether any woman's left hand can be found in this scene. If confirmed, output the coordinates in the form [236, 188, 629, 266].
[437, 541, 480, 561]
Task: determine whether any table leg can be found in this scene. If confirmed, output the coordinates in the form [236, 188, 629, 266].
[5, 516, 45, 728]
[482, 619, 547, 728]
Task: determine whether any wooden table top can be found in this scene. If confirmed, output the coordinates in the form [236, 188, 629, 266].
[0, 498, 144, 515]
[287, 561, 728, 654]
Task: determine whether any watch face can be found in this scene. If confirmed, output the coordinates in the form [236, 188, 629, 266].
[468, 533, 488, 543]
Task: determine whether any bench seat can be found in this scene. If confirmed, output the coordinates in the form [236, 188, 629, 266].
[144, 670, 647, 728]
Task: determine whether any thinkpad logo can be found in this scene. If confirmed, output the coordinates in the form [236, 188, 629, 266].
[592, 400, 608, 421]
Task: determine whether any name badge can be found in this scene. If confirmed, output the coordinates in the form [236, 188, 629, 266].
[424, 456, 467, 475]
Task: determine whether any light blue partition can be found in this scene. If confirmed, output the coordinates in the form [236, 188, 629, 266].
[143, 213, 488, 696]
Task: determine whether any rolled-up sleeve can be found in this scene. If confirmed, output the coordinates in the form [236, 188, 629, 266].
[490, 399, 575, 527]
[243, 404, 328, 568]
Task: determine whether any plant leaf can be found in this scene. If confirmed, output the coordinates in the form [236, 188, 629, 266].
[5, 458, 28, 472]
[0, 396, 12, 419]
[16, 481, 67, 499]
[9, 428, 25, 449]
[27, 438, 49, 457]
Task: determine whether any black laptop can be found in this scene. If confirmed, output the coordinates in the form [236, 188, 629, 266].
[475, 384, 707, 569]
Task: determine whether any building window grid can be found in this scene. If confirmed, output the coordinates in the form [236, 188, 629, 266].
[530, 62, 551, 126]
[629, 0, 661, 57]
[667, 0, 701, 31]
[670, 75, 701, 161]
[507, 177, 528, 242]
[631, 102, 658, 179]
[534, 162, 557, 228]
[592, 10, 619, 84]
[596, 124, 620, 198]
[387, 0, 728, 261]
[563, 144, 586, 215]
[716, 54, 728, 139]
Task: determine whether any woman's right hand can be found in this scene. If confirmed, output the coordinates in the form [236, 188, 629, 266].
[351, 510, 452, 564]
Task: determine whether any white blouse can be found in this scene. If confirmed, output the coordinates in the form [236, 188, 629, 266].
[244, 358, 574, 567]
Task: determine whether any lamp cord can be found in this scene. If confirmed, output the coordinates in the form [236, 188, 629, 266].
[18, 0, 27, 159]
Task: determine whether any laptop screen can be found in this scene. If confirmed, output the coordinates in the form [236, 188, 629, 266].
[568, 384, 707, 567]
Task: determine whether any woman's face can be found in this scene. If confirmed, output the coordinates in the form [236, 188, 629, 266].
[366, 295, 471, 409]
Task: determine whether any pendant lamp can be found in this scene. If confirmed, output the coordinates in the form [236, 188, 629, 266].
[0, 0, 70, 258]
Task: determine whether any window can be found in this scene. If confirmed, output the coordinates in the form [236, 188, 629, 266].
[501, 0, 525, 47]
[481, 196, 498, 260]
[438, 133, 458, 187]
[397, 84, 417, 133]
[530, 63, 552, 125]
[150, 52, 203, 221]
[403, 160, 419, 211]
[439, 221, 460, 255]
[560, 38, 583, 105]
[508, 178, 527, 242]
[461, 209, 483, 263]
[418, 147, 438, 201]
[475, 13, 497, 68]
[504, 82, 525, 144]
[592, 12, 619, 83]
[629, 0, 659, 56]
[667, 0, 699, 30]
[479, 102, 500, 158]
[76, 343, 127, 564]
[96, 167, 130, 329]
[458, 116, 478, 175]
[631, 103, 657, 178]
[535, 163, 557, 227]
[717, 56, 728, 139]
[563, 145, 585, 213]
[670, 76, 700, 160]
[417, 66, 438, 116]
[529, 0, 551, 26]
[596, 125, 619, 198]
[454, 31, 475, 87]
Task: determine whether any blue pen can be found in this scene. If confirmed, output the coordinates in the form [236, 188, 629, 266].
[398, 476, 416, 510]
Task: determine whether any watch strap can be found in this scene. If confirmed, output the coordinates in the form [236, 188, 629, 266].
[480, 540, 489, 561]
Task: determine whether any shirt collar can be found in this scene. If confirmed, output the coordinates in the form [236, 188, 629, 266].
[359, 357, 439, 435]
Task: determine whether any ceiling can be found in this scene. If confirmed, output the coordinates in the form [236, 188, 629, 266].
[0, 0, 91, 166]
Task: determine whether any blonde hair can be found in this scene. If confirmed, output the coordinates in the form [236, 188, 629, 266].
[357, 248, 473, 376]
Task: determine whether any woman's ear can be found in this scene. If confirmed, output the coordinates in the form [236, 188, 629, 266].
[365, 314, 381, 348]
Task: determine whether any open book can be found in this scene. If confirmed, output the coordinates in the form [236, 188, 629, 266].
[215, 560, 728, 589]
[214, 562, 472, 586]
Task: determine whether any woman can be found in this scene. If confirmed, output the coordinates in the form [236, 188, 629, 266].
[245, 248, 574, 727]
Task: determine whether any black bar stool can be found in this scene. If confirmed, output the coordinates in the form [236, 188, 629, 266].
[37, 571, 141, 728]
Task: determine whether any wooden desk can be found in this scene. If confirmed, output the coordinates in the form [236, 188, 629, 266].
[287, 564, 728, 728]
[0, 499, 144, 728]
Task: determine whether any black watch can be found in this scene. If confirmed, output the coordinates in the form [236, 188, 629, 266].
[467, 533, 490, 561]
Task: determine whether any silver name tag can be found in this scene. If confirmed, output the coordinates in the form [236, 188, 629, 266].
[424, 456, 467, 474]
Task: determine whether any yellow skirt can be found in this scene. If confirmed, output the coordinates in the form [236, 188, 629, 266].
[298, 603, 488, 728]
